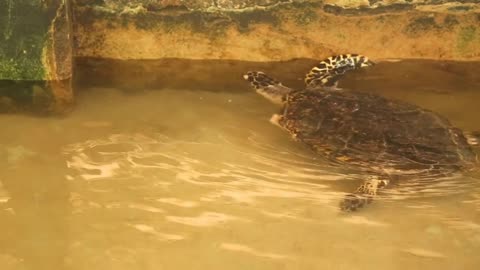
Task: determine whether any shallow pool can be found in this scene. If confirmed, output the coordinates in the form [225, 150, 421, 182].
[0, 59, 479, 270]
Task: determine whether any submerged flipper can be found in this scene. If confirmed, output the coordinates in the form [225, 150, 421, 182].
[340, 176, 390, 211]
[243, 71, 293, 105]
[305, 54, 373, 89]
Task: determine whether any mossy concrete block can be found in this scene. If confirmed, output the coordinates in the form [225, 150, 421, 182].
[0, 0, 73, 114]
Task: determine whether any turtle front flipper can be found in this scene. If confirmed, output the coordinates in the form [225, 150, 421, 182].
[243, 71, 294, 105]
[340, 176, 390, 212]
[305, 54, 374, 89]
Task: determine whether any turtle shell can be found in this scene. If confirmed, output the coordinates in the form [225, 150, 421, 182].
[278, 89, 478, 177]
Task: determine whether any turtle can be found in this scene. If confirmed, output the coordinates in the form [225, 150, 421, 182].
[243, 54, 479, 211]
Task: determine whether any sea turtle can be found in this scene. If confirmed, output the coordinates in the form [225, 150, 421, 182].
[243, 54, 479, 211]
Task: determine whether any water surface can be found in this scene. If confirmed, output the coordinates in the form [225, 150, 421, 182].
[0, 59, 479, 270]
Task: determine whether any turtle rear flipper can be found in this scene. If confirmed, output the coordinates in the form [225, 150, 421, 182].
[340, 176, 390, 211]
[305, 54, 373, 89]
[465, 131, 480, 146]
[243, 71, 293, 105]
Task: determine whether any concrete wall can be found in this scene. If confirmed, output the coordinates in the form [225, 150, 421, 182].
[73, 0, 480, 61]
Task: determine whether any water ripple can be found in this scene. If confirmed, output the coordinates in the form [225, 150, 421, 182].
[220, 243, 292, 260]
[62, 131, 480, 211]
[166, 212, 243, 227]
[63, 132, 342, 206]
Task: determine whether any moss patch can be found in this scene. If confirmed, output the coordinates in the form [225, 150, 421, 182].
[443, 14, 459, 29]
[0, 0, 58, 80]
[404, 16, 439, 37]
[292, 7, 318, 26]
[229, 9, 280, 32]
[456, 26, 477, 56]
[447, 5, 472, 12]
[323, 3, 412, 16]
[0, 57, 44, 81]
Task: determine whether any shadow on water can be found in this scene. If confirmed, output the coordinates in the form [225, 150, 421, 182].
[74, 57, 480, 94]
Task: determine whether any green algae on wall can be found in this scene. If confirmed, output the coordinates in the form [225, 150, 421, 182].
[0, 0, 50, 80]
[456, 26, 478, 57]
[0, 0, 74, 114]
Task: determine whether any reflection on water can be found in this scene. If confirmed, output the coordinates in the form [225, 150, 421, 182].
[1, 60, 480, 270]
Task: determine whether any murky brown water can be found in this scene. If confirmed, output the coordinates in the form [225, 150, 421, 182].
[1, 59, 480, 270]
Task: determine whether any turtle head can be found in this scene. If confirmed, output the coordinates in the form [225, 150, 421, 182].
[243, 71, 293, 105]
